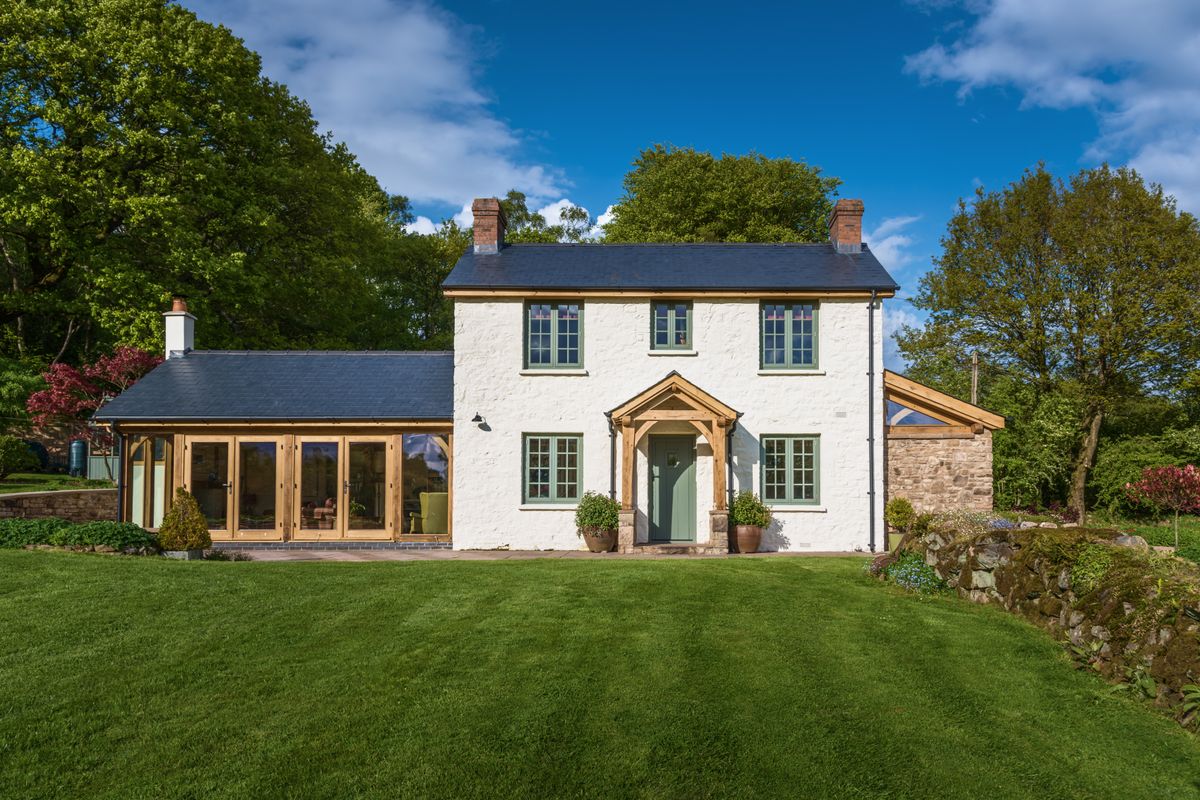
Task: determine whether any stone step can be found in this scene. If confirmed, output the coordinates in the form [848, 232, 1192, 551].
[630, 543, 728, 556]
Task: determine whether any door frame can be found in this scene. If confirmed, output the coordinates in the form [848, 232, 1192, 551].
[232, 436, 286, 541]
[648, 434, 697, 543]
[342, 436, 395, 540]
[292, 436, 396, 541]
[183, 435, 235, 539]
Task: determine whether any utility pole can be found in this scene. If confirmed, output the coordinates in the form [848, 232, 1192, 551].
[971, 352, 979, 405]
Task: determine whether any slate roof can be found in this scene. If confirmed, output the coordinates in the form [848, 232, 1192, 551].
[442, 243, 899, 292]
[94, 351, 453, 422]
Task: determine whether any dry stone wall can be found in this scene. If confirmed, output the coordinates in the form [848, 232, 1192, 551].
[0, 489, 117, 523]
[885, 430, 993, 513]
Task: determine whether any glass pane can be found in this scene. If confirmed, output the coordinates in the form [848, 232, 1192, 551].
[763, 438, 787, 501]
[190, 442, 229, 530]
[653, 303, 669, 347]
[150, 438, 169, 528]
[793, 439, 815, 501]
[673, 304, 689, 347]
[762, 305, 786, 365]
[238, 442, 277, 531]
[556, 304, 580, 365]
[348, 442, 388, 530]
[402, 434, 450, 533]
[528, 304, 552, 365]
[299, 442, 339, 531]
[130, 441, 148, 528]
[791, 305, 815, 366]
[525, 436, 551, 500]
[886, 400, 948, 426]
[555, 437, 579, 500]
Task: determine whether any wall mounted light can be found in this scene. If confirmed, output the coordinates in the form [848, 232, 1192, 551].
[471, 413, 483, 423]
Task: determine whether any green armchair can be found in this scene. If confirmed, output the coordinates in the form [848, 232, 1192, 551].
[409, 491, 449, 534]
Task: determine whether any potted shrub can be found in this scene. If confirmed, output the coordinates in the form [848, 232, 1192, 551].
[575, 491, 619, 553]
[730, 490, 770, 554]
[884, 497, 917, 551]
[157, 488, 212, 559]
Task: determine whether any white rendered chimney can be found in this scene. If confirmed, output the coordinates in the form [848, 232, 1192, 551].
[164, 296, 195, 359]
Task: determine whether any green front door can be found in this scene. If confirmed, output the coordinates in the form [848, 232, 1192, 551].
[649, 435, 697, 542]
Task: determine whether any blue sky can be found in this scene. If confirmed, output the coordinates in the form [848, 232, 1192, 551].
[186, 0, 1200, 367]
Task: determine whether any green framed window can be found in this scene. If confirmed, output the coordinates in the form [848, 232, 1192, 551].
[760, 303, 818, 369]
[761, 435, 819, 505]
[651, 302, 692, 350]
[526, 302, 583, 368]
[523, 434, 582, 503]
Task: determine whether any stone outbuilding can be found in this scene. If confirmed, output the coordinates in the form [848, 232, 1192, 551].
[883, 370, 1005, 513]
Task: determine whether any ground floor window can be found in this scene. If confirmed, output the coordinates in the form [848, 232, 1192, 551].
[761, 435, 820, 505]
[128, 435, 172, 529]
[402, 434, 449, 534]
[523, 434, 581, 503]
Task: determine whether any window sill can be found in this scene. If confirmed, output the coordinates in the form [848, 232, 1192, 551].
[769, 505, 827, 513]
[757, 369, 825, 376]
[519, 503, 579, 511]
[519, 368, 589, 376]
[647, 349, 698, 357]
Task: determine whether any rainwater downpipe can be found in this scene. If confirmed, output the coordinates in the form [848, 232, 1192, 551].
[867, 290, 878, 553]
[726, 417, 738, 510]
[113, 423, 125, 523]
[604, 411, 616, 501]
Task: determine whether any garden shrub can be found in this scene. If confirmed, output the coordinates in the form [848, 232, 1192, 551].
[884, 552, 947, 595]
[49, 521, 156, 551]
[0, 436, 38, 479]
[1071, 544, 1114, 595]
[157, 488, 211, 550]
[731, 491, 771, 528]
[574, 491, 619, 533]
[884, 497, 916, 532]
[0, 517, 71, 547]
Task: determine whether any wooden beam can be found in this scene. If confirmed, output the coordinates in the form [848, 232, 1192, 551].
[638, 409, 711, 421]
[713, 425, 727, 510]
[113, 421, 451, 433]
[885, 426, 976, 439]
[883, 370, 1005, 430]
[621, 425, 635, 511]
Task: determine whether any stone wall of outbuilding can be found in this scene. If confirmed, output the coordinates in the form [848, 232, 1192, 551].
[0, 489, 118, 523]
[885, 430, 993, 512]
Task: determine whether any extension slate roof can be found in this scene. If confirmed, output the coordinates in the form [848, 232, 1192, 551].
[93, 351, 453, 422]
[442, 243, 899, 292]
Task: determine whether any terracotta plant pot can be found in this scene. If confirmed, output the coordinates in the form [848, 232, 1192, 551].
[581, 527, 616, 553]
[734, 524, 762, 554]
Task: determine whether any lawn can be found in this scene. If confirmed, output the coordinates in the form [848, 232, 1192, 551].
[0, 472, 113, 495]
[2, 553, 1199, 799]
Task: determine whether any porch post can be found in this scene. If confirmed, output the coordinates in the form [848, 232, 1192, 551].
[618, 420, 636, 553]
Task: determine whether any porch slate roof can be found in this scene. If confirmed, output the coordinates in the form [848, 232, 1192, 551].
[94, 351, 453, 422]
[443, 242, 899, 292]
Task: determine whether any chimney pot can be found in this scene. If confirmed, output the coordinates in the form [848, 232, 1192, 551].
[472, 197, 506, 254]
[828, 198, 864, 254]
[164, 297, 196, 359]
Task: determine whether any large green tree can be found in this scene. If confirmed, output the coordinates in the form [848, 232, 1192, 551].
[0, 0, 405, 361]
[898, 165, 1200, 516]
[602, 145, 840, 243]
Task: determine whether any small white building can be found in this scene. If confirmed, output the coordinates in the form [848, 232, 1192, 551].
[97, 198, 1003, 553]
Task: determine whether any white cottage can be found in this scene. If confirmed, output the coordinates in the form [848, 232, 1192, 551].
[95, 197, 1003, 553]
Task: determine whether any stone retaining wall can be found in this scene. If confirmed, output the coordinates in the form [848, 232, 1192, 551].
[905, 525, 1200, 723]
[0, 489, 118, 523]
[885, 430, 993, 513]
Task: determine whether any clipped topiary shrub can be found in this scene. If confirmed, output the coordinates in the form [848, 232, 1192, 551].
[731, 490, 771, 528]
[884, 497, 917, 533]
[157, 488, 211, 551]
[0, 436, 38, 480]
[0, 517, 72, 547]
[574, 491, 619, 534]
[48, 521, 156, 551]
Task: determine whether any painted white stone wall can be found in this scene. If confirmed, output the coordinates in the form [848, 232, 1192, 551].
[452, 297, 885, 552]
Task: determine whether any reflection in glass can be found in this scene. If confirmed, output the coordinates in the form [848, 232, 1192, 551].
[190, 442, 229, 529]
[403, 434, 449, 534]
[299, 442, 339, 531]
[238, 442, 277, 530]
[348, 442, 387, 530]
[130, 437, 171, 528]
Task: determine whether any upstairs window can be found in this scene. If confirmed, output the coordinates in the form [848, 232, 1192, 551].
[761, 303, 818, 369]
[651, 302, 692, 350]
[526, 303, 582, 368]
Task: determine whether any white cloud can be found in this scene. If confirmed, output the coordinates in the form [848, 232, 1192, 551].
[906, 0, 1200, 211]
[865, 215, 921, 271]
[883, 299, 923, 371]
[404, 216, 438, 235]
[535, 199, 585, 226]
[188, 0, 566, 206]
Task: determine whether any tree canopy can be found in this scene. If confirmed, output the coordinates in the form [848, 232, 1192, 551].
[601, 145, 840, 243]
[898, 165, 1200, 515]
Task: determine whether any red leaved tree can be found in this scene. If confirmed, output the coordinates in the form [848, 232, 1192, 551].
[1125, 465, 1200, 548]
[27, 347, 162, 477]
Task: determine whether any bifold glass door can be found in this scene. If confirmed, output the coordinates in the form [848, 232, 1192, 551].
[295, 437, 394, 539]
[184, 437, 283, 539]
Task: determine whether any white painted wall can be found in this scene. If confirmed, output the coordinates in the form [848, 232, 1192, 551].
[452, 297, 885, 552]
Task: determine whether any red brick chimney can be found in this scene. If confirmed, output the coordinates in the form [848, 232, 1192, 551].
[828, 198, 864, 254]
[472, 197, 506, 254]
